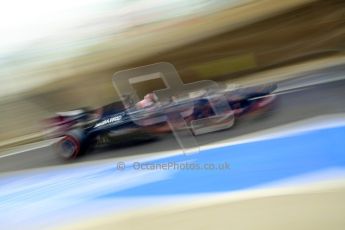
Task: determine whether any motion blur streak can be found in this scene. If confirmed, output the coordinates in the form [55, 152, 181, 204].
[1, 0, 345, 229]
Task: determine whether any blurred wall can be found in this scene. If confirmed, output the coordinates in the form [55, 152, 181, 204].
[35, 1, 344, 106]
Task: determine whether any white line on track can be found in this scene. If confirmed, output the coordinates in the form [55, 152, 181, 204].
[277, 72, 345, 93]
[202, 113, 345, 151]
[0, 138, 60, 159]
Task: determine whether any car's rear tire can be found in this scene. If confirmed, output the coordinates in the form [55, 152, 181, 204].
[56, 129, 88, 160]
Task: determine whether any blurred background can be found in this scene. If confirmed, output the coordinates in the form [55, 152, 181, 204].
[0, 0, 344, 147]
[1, 1, 345, 230]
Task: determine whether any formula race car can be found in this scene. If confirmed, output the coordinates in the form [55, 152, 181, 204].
[53, 83, 277, 160]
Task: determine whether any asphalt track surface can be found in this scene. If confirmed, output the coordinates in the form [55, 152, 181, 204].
[1, 65, 345, 173]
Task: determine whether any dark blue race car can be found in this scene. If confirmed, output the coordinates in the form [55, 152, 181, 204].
[55, 83, 277, 160]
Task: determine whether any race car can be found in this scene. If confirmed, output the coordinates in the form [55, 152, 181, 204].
[54, 83, 277, 160]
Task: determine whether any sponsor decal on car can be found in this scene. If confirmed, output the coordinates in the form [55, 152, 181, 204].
[95, 115, 122, 128]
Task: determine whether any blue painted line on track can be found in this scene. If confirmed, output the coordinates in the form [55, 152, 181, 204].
[0, 124, 344, 229]
[100, 126, 345, 197]
[0, 125, 344, 202]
